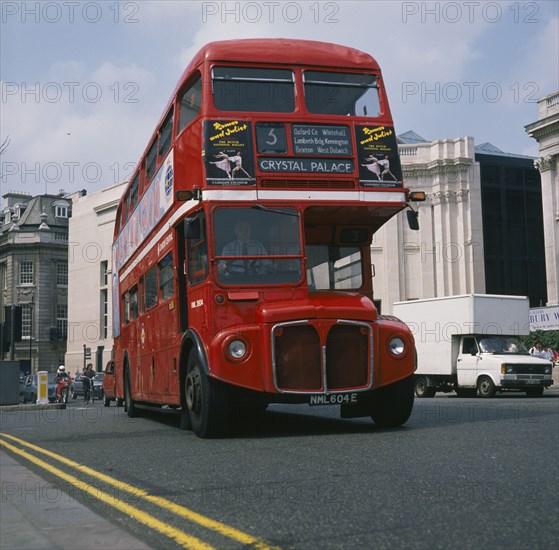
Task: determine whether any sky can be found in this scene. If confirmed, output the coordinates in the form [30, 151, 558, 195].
[1, 0, 558, 199]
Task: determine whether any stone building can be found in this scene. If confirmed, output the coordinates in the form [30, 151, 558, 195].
[64, 182, 126, 374]
[0, 192, 72, 373]
[525, 90, 559, 306]
[373, 131, 546, 313]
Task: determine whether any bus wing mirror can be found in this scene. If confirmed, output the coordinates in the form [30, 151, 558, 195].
[406, 209, 419, 231]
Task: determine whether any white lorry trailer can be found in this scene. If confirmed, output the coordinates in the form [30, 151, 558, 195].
[392, 294, 554, 398]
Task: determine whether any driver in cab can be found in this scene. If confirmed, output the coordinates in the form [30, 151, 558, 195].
[218, 220, 272, 277]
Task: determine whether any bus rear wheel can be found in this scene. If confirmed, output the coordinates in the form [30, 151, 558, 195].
[124, 366, 139, 418]
[184, 351, 230, 438]
[370, 376, 414, 428]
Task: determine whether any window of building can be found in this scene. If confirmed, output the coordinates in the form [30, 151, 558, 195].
[145, 267, 157, 309]
[100, 261, 108, 286]
[179, 74, 202, 133]
[19, 261, 33, 285]
[57, 305, 68, 341]
[100, 289, 108, 339]
[55, 205, 68, 218]
[158, 253, 174, 300]
[22, 303, 32, 339]
[57, 263, 68, 286]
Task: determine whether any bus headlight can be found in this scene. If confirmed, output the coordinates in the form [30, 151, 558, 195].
[228, 339, 247, 360]
[389, 337, 405, 356]
[545, 366, 551, 374]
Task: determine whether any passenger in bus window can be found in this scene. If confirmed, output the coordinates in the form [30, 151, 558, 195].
[218, 220, 272, 276]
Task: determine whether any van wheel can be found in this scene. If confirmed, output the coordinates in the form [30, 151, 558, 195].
[414, 376, 436, 398]
[525, 387, 544, 398]
[185, 351, 230, 438]
[477, 376, 496, 398]
[370, 376, 414, 428]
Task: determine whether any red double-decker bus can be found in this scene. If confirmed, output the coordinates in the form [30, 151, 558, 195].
[112, 39, 424, 437]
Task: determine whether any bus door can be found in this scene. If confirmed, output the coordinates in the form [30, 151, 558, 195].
[181, 211, 210, 331]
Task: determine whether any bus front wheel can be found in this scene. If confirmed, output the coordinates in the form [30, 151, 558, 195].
[184, 351, 230, 438]
[370, 376, 414, 428]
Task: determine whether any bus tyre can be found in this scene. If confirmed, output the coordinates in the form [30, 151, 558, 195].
[477, 376, 496, 398]
[116, 398, 124, 407]
[185, 351, 230, 438]
[525, 387, 544, 398]
[414, 376, 436, 398]
[104, 396, 110, 407]
[370, 376, 414, 428]
[124, 367, 139, 418]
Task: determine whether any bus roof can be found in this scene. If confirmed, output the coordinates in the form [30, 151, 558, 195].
[185, 38, 379, 74]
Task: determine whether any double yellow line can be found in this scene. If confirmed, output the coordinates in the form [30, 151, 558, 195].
[0, 433, 278, 550]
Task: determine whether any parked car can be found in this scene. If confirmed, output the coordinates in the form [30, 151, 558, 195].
[20, 373, 58, 403]
[71, 372, 104, 400]
[102, 360, 123, 407]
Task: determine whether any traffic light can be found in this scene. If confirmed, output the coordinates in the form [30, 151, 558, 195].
[3, 305, 23, 347]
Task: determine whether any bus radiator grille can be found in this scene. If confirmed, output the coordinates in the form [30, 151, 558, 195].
[275, 325, 322, 391]
[326, 325, 369, 390]
[274, 324, 369, 392]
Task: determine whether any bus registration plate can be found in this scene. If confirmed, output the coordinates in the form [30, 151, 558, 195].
[309, 393, 358, 406]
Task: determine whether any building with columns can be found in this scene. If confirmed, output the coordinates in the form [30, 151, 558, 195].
[525, 90, 559, 306]
[373, 131, 546, 313]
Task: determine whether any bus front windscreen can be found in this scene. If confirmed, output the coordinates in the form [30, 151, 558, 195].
[214, 207, 302, 285]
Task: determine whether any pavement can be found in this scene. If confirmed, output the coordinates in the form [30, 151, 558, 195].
[0, 404, 151, 550]
[0, 451, 151, 550]
[1, 371, 558, 550]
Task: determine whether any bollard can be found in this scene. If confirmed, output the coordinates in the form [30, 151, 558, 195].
[36, 371, 49, 405]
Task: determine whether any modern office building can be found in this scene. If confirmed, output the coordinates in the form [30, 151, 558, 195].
[64, 182, 126, 374]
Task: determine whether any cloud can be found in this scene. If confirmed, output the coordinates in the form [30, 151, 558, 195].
[1, 60, 159, 196]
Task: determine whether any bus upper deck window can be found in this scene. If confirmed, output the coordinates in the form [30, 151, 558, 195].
[303, 71, 380, 117]
[179, 75, 202, 133]
[212, 66, 295, 113]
